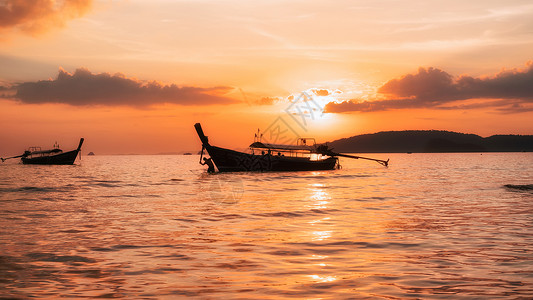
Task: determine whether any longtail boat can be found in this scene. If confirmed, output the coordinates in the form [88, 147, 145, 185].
[1, 138, 84, 165]
[194, 123, 388, 173]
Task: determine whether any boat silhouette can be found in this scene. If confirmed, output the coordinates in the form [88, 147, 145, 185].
[195, 123, 387, 172]
[1, 138, 84, 165]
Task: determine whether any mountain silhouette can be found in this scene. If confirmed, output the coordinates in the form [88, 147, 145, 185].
[327, 130, 533, 153]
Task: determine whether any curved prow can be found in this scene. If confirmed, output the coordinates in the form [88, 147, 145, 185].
[77, 138, 85, 151]
[194, 123, 209, 146]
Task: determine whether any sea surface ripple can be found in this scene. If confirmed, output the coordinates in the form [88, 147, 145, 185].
[1, 153, 532, 298]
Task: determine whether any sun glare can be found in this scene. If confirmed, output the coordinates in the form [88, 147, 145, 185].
[302, 93, 342, 134]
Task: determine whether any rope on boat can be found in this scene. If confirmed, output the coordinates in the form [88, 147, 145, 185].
[199, 145, 205, 164]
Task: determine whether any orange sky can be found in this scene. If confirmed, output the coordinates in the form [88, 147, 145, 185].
[1, 0, 532, 155]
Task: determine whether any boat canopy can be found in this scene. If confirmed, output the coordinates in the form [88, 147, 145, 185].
[249, 142, 317, 152]
[28, 149, 62, 156]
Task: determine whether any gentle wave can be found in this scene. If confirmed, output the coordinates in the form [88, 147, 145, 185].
[26, 252, 97, 264]
[1, 154, 532, 298]
[504, 184, 533, 191]
[0, 186, 66, 193]
[254, 208, 340, 218]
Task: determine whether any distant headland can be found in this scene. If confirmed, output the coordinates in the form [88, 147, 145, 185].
[327, 131, 533, 153]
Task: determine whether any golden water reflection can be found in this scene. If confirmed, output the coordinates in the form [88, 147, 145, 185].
[310, 229, 332, 241]
[307, 183, 330, 210]
[308, 274, 337, 283]
[4, 154, 531, 298]
[306, 184, 333, 242]
[301, 184, 340, 286]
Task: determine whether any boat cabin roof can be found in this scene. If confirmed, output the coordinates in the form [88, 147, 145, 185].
[28, 148, 62, 155]
[249, 142, 316, 152]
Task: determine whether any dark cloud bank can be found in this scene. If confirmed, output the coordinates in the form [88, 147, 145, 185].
[6, 68, 236, 106]
[325, 63, 533, 113]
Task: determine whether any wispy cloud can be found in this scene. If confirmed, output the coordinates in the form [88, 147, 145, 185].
[0, 0, 93, 36]
[255, 96, 282, 105]
[4, 68, 237, 107]
[325, 62, 533, 113]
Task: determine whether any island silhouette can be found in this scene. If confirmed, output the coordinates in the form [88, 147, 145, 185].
[327, 131, 533, 153]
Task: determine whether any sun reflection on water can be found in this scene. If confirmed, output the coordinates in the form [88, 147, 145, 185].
[306, 184, 334, 241]
[308, 217, 330, 224]
[308, 183, 330, 210]
[311, 230, 332, 241]
[308, 274, 337, 283]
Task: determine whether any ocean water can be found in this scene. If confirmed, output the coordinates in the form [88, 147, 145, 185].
[1, 153, 532, 299]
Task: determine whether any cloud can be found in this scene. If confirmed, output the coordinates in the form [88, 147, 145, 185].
[309, 88, 343, 97]
[325, 62, 533, 113]
[8, 68, 237, 106]
[378, 67, 456, 101]
[255, 96, 281, 105]
[0, 0, 92, 35]
[310, 89, 331, 97]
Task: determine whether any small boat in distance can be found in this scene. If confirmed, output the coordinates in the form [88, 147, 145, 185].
[1, 138, 84, 165]
[194, 123, 388, 173]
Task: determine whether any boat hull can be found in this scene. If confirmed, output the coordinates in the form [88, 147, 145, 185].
[204, 144, 337, 172]
[21, 149, 80, 165]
